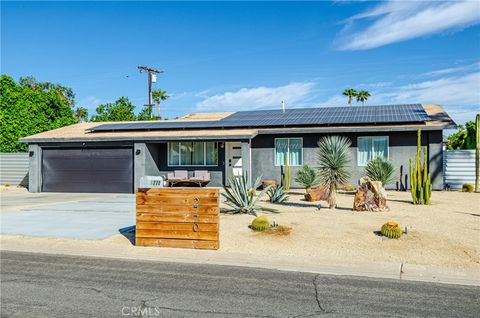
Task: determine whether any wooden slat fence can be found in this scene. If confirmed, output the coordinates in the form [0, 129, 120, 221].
[136, 188, 219, 250]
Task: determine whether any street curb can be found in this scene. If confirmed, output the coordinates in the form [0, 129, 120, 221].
[1, 239, 479, 287]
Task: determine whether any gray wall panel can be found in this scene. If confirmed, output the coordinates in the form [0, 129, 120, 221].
[0, 152, 29, 187]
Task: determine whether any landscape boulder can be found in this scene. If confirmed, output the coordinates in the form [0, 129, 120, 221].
[353, 177, 389, 212]
[305, 187, 329, 202]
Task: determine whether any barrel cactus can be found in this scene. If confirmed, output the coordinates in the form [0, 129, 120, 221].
[462, 183, 474, 193]
[251, 216, 270, 232]
[380, 221, 402, 239]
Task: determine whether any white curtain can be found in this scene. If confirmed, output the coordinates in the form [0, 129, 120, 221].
[205, 142, 218, 165]
[358, 137, 372, 166]
[289, 138, 303, 166]
[168, 143, 180, 166]
[373, 136, 388, 160]
[192, 142, 205, 165]
[275, 139, 288, 165]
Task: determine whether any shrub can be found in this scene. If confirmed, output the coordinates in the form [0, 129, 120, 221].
[294, 165, 320, 190]
[267, 186, 289, 203]
[317, 136, 352, 209]
[365, 157, 396, 187]
[251, 216, 270, 232]
[222, 172, 277, 216]
[462, 183, 474, 192]
[380, 221, 402, 239]
[344, 184, 355, 191]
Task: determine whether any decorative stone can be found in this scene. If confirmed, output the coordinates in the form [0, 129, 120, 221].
[353, 177, 389, 212]
[305, 187, 329, 202]
[262, 179, 278, 189]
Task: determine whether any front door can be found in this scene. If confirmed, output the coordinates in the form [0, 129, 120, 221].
[226, 142, 242, 185]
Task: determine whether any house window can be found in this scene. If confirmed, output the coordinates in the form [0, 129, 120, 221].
[168, 142, 218, 166]
[275, 138, 303, 166]
[357, 136, 389, 166]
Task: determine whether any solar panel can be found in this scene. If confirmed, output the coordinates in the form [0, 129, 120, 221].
[88, 104, 430, 132]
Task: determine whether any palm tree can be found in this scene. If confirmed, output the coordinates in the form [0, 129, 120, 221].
[356, 90, 371, 106]
[317, 136, 352, 209]
[342, 88, 357, 106]
[152, 89, 170, 120]
[74, 107, 88, 123]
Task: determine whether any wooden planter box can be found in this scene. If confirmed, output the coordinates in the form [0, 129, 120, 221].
[135, 188, 219, 250]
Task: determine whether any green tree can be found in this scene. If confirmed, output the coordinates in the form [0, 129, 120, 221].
[0, 75, 76, 152]
[90, 97, 137, 122]
[137, 106, 152, 121]
[356, 90, 371, 106]
[342, 88, 357, 106]
[447, 120, 477, 150]
[317, 136, 352, 209]
[74, 107, 88, 123]
[152, 89, 169, 119]
[19, 76, 75, 107]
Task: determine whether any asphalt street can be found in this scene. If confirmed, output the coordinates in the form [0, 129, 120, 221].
[1, 251, 478, 317]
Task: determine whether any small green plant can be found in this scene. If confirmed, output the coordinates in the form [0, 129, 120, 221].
[344, 184, 355, 192]
[281, 153, 291, 191]
[462, 183, 474, 193]
[222, 171, 277, 216]
[251, 216, 271, 232]
[365, 157, 396, 187]
[380, 221, 403, 239]
[294, 165, 320, 191]
[317, 136, 352, 209]
[267, 186, 289, 203]
[410, 129, 432, 205]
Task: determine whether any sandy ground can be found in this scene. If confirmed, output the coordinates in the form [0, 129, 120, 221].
[220, 190, 480, 269]
[1, 189, 479, 271]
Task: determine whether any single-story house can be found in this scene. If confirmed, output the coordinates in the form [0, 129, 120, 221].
[21, 104, 455, 193]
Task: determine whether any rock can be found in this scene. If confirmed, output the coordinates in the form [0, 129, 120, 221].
[305, 187, 329, 202]
[262, 179, 278, 189]
[353, 177, 389, 212]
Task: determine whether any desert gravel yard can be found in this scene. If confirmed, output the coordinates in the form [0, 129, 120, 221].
[220, 190, 480, 269]
[1, 187, 479, 270]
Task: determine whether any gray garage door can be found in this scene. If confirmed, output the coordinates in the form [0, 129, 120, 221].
[42, 147, 133, 193]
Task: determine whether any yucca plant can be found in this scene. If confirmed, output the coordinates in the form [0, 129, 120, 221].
[317, 136, 352, 209]
[267, 186, 289, 203]
[222, 171, 277, 216]
[365, 157, 396, 188]
[294, 164, 320, 191]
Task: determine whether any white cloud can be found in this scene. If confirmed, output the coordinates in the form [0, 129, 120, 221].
[421, 62, 480, 77]
[318, 65, 480, 124]
[336, 0, 480, 50]
[383, 72, 480, 106]
[195, 82, 316, 111]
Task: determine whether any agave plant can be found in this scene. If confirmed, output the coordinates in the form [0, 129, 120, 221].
[294, 164, 320, 191]
[365, 157, 396, 187]
[222, 172, 277, 215]
[267, 186, 289, 203]
[317, 136, 352, 209]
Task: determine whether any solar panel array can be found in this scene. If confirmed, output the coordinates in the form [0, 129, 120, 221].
[89, 104, 430, 132]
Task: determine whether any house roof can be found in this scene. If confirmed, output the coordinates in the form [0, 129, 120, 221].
[21, 104, 455, 143]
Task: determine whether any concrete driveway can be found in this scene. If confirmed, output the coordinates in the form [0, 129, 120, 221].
[0, 188, 135, 240]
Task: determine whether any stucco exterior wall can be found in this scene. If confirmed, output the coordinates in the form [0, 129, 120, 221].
[251, 130, 444, 190]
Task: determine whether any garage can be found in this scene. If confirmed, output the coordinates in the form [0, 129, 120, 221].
[41, 147, 133, 193]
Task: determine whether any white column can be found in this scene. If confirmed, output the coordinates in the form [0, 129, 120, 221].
[241, 140, 252, 187]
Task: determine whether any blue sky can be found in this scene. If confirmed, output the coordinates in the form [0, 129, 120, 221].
[2, 1, 479, 125]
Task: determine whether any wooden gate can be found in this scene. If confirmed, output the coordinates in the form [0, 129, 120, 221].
[135, 188, 219, 249]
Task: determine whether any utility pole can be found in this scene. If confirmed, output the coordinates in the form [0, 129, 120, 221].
[137, 66, 163, 118]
